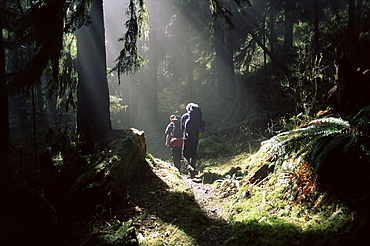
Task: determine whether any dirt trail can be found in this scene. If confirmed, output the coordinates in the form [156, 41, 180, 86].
[127, 160, 237, 245]
[181, 175, 225, 219]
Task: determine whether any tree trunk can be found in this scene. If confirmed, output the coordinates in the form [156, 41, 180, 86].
[129, 79, 139, 127]
[225, 31, 235, 96]
[214, 18, 227, 98]
[347, 0, 355, 39]
[283, 0, 294, 59]
[185, 22, 194, 93]
[314, 0, 320, 55]
[149, 5, 159, 125]
[0, 10, 9, 152]
[262, 16, 267, 75]
[122, 75, 131, 126]
[31, 86, 37, 151]
[76, 0, 111, 152]
[269, 3, 277, 73]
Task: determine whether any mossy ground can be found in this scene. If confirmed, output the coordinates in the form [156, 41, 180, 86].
[60, 127, 367, 246]
[84, 148, 368, 246]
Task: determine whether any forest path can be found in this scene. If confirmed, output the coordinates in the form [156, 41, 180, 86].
[127, 159, 237, 245]
[181, 174, 225, 219]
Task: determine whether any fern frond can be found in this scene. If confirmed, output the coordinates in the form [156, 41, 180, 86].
[308, 117, 350, 128]
[259, 107, 370, 206]
[262, 117, 351, 171]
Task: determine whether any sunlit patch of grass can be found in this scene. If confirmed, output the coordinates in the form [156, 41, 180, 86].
[219, 146, 358, 245]
[140, 140, 363, 245]
[137, 221, 193, 245]
[198, 152, 250, 175]
[224, 180, 355, 245]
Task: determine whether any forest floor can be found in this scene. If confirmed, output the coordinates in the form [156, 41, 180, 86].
[126, 158, 237, 245]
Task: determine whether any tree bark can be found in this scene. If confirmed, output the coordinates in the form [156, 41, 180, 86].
[269, 3, 277, 73]
[184, 20, 194, 91]
[283, 0, 294, 57]
[129, 78, 139, 127]
[0, 9, 9, 152]
[225, 31, 236, 96]
[149, 4, 159, 125]
[214, 18, 227, 98]
[347, 0, 355, 39]
[76, 0, 111, 152]
[314, 0, 320, 55]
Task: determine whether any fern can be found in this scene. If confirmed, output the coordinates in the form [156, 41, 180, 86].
[259, 108, 370, 208]
[261, 110, 370, 175]
[262, 117, 355, 180]
[263, 117, 350, 166]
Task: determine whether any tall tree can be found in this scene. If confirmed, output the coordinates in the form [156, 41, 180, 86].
[313, 0, 320, 55]
[76, 0, 112, 151]
[225, 26, 236, 96]
[1, 0, 92, 151]
[268, 1, 277, 71]
[347, 0, 355, 39]
[283, 0, 294, 60]
[148, 2, 159, 125]
[0, 8, 8, 152]
[184, 21, 194, 93]
[214, 17, 227, 98]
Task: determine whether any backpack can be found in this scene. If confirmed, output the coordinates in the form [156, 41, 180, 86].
[184, 105, 205, 136]
[172, 119, 183, 138]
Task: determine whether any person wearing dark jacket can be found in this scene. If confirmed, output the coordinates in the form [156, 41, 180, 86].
[181, 103, 201, 178]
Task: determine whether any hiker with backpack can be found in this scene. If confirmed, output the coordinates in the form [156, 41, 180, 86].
[165, 115, 184, 172]
[181, 103, 204, 179]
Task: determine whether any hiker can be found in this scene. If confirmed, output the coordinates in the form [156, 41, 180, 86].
[181, 103, 204, 178]
[165, 115, 184, 172]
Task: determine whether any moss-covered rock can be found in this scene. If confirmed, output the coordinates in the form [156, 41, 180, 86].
[67, 129, 147, 211]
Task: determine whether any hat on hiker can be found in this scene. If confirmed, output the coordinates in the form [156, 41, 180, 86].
[170, 115, 180, 121]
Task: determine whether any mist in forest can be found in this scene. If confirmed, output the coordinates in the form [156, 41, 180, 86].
[101, 0, 370, 159]
[103, 0, 221, 157]
[4, 0, 368, 158]
[104, 0, 209, 123]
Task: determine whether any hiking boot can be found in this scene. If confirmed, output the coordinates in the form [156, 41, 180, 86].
[189, 170, 197, 179]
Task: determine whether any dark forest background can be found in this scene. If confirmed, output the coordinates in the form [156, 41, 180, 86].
[1, 0, 370, 244]
[2, 0, 370, 158]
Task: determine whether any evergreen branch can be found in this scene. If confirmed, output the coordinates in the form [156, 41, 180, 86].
[112, 0, 147, 84]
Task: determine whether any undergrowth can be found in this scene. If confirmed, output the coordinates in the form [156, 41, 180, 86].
[68, 106, 370, 245]
[216, 107, 370, 245]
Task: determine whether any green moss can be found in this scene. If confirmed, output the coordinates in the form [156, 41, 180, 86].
[218, 142, 362, 246]
[87, 221, 138, 245]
